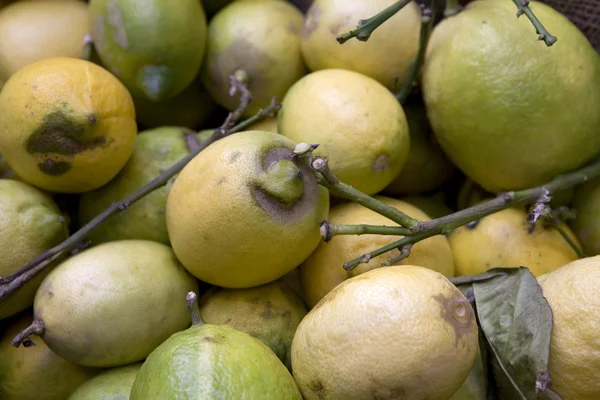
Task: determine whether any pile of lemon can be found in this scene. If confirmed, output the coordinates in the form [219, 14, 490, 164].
[0, 0, 600, 399]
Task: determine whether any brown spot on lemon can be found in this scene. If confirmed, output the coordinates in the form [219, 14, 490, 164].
[309, 380, 326, 400]
[329, 15, 351, 35]
[260, 300, 275, 318]
[39, 160, 71, 176]
[433, 292, 475, 347]
[372, 154, 391, 171]
[303, 5, 320, 38]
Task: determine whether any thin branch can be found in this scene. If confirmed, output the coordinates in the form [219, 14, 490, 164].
[396, 1, 436, 103]
[186, 291, 205, 326]
[554, 223, 586, 258]
[320, 221, 412, 242]
[343, 157, 600, 270]
[381, 244, 413, 266]
[336, 0, 412, 44]
[82, 34, 93, 61]
[11, 320, 45, 348]
[310, 156, 420, 231]
[512, 0, 557, 46]
[0, 86, 281, 303]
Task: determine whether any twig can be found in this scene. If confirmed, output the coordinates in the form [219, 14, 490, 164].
[320, 221, 412, 242]
[310, 157, 420, 230]
[336, 0, 412, 44]
[512, 0, 557, 46]
[444, 0, 461, 17]
[0, 87, 280, 304]
[381, 244, 413, 266]
[82, 34, 93, 61]
[11, 320, 45, 348]
[554, 223, 586, 258]
[396, 1, 436, 103]
[343, 157, 600, 270]
[186, 291, 205, 326]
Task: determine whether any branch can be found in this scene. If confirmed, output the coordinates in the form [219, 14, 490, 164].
[336, 0, 412, 44]
[512, 0, 557, 46]
[396, 1, 436, 103]
[343, 157, 600, 270]
[310, 156, 420, 231]
[320, 221, 412, 242]
[0, 82, 281, 303]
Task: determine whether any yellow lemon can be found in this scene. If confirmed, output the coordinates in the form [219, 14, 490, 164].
[278, 68, 410, 195]
[538, 256, 600, 400]
[449, 206, 580, 277]
[299, 196, 455, 308]
[0, 57, 137, 193]
[0, 0, 89, 82]
[292, 265, 479, 399]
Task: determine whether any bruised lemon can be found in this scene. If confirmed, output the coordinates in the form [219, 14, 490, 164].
[0, 57, 137, 193]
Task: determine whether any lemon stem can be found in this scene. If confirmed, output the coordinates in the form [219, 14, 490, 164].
[186, 292, 205, 326]
[11, 320, 46, 348]
[258, 159, 305, 205]
[396, 1, 436, 103]
[512, 0, 557, 46]
[336, 0, 412, 44]
[320, 221, 412, 242]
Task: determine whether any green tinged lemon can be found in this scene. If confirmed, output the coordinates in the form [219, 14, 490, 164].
[68, 362, 142, 400]
[90, 0, 207, 101]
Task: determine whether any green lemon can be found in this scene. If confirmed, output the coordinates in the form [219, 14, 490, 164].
[68, 362, 142, 400]
[0, 179, 68, 319]
[422, 0, 600, 192]
[130, 292, 302, 399]
[90, 0, 207, 101]
[78, 126, 208, 245]
[571, 177, 600, 256]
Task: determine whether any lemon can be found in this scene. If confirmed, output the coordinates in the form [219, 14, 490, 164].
[301, 0, 421, 88]
[32, 240, 199, 367]
[570, 177, 600, 255]
[166, 130, 329, 288]
[538, 256, 600, 400]
[423, 0, 600, 192]
[200, 0, 305, 116]
[278, 68, 410, 195]
[449, 206, 580, 277]
[90, 0, 207, 101]
[299, 196, 455, 308]
[383, 99, 454, 195]
[0, 313, 98, 400]
[68, 362, 142, 400]
[130, 294, 302, 399]
[247, 115, 278, 133]
[198, 281, 308, 369]
[0, 1, 89, 82]
[0, 179, 68, 319]
[78, 126, 206, 245]
[0, 57, 137, 193]
[292, 265, 479, 399]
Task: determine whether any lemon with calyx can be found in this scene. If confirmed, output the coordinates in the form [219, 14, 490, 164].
[200, 0, 305, 116]
[292, 265, 479, 399]
[68, 363, 142, 400]
[301, 0, 421, 88]
[166, 130, 329, 288]
[0, 0, 89, 82]
[0, 57, 137, 193]
[0, 179, 68, 319]
[130, 291, 303, 399]
[0, 314, 98, 400]
[198, 280, 308, 370]
[278, 68, 410, 195]
[90, 0, 207, 101]
[299, 196, 455, 308]
[423, 0, 600, 192]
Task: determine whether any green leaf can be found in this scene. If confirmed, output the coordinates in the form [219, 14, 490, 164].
[470, 267, 560, 400]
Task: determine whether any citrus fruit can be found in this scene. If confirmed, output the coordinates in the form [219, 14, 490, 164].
[0, 0, 89, 82]
[538, 256, 600, 400]
[299, 197, 455, 308]
[200, 0, 305, 116]
[78, 126, 207, 245]
[130, 292, 303, 399]
[68, 362, 142, 400]
[278, 68, 410, 195]
[198, 281, 308, 369]
[449, 206, 580, 277]
[0, 313, 98, 400]
[301, 0, 421, 88]
[247, 116, 278, 133]
[570, 177, 600, 255]
[90, 0, 207, 101]
[0, 57, 137, 193]
[383, 99, 454, 195]
[28, 240, 199, 367]
[291, 265, 479, 399]
[0, 179, 68, 319]
[422, 0, 600, 192]
[133, 77, 216, 130]
[166, 130, 329, 288]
